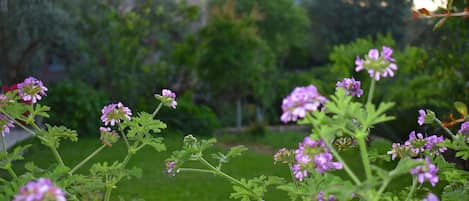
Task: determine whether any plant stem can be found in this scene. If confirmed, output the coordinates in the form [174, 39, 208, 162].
[120, 152, 134, 169]
[0, 110, 36, 136]
[152, 103, 163, 118]
[179, 168, 216, 174]
[118, 124, 130, 149]
[104, 186, 113, 201]
[199, 157, 262, 200]
[357, 136, 372, 180]
[374, 178, 391, 201]
[367, 79, 376, 104]
[434, 118, 457, 139]
[49, 146, 65, 166]
[405, 177, 418, 201]
[6, 167, 17, 179]
[318, 133, 361, 185]
[70, 144, 106, 174]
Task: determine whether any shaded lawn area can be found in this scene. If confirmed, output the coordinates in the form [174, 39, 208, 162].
[10, 131, 441, 200]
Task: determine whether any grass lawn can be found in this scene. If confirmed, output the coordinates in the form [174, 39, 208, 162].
[9, 131, 438, 200]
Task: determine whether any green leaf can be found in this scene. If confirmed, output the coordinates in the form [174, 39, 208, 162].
[39, 124, 78, 148]
[454, 101, 468, 116]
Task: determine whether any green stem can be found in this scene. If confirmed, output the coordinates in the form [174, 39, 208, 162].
[118, 124, 130, 149]
[152, 103, 163, 117]
[374, 178, 391, 201]
[120, 152, 134, 169]
[357, 136, 372, 180]
[405, 177, 418, 201]
[104, 186, 113, 201]
[179, 168, 216, 174]
[434, 118, 456, 139]
[199, 157, 262, 200]
[0, 110, 36, 136]
[6, 167, 17, 179]
[367, 79, 376, 104]
[49, 146, 65, 166]
[318, 133, 361, 185]
[70, 144, 106, 174]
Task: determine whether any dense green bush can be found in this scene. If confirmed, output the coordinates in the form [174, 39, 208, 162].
[44, 80, 109, 136]
[158, 92, 220, 136]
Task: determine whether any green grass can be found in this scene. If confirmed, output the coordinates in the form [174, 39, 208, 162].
[8, 132, 435, 200]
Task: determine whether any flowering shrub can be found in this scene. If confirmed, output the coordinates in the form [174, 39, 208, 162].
[2, 51, 469, 201]
[165, 46, 469, 201]
[0, 77, 176, 200]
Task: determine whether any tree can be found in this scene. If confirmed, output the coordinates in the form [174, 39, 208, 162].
[301, 0, 412, 63]
[195, 1, 275, 127]
[211, 0, 310, 68]
[0, 0, 77, 83]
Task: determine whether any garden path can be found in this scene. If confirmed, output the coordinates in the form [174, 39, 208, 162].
[0, 129, 32, 151]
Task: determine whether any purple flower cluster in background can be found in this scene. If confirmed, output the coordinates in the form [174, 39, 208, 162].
[355, 46, 397, 81]
[14, 178, 66, 201]
[166, 161, 179, 176]
[281, 85, 326, 123]
[410, 157, 439, 186]
[458, 121, 469, 135]
[100, 102, 132, 126]
[17, 77, 48, 103]
[0, 113, 14, 136]
[422, 193, 439, 201]
[335, 78, 363, 97]
[388, 131, 446, 160]
[317, 191, 337, 201]
[292, 137, 342, 181]
[155, 89, 178, 109]
[418, 109, 427, 126]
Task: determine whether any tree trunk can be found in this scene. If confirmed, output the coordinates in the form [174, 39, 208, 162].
[236, 98, 242, 128]
[256, 104, 264, 123]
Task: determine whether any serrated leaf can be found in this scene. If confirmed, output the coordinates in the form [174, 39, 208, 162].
[39, 124, 78, 148]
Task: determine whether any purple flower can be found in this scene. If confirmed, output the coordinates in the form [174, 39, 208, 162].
[336, 78, 363, 97]
[425, 135, 446, 154]
[292, 164, 308, 181]
[14, 178, 66, 201]
[292, 137, 342, 180]
[422, 193, 439, 201]
[99, 127, 119, 147]
[458, 121, 469, 135]
[418, 109, 427, 126]
[410, 157, 439, 187]
[355, 46, 398, 81]
[100, 102, 132, 126]
[388, 131, 446, 160]
[155, 89, 177, 109]
[280, 85, 327, 123]
[0, 94, 9, 107]
[17, 77, 48, 103]
[317, 191, 337, 201]
[0, 113, 14, 136]
[166, 161, 180, 176]
[314, 153, 343, 173]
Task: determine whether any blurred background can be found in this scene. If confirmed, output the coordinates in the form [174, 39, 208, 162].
[1, 0, 468, 141]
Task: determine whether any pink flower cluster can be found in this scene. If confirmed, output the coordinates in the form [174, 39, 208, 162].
[410, 157, 439, 187]
[17, 77, 48, 104]
[292, 137, 342, 181]
[0, 113, 14, 136]
[166, 160, 179, 176]
[100, 102, 132, 126]
[281, 85, 326, 123]
[387, 131, 446, 160]
[14, 178, 66, 201]
[155, 89, 177, 109]
[335, 77, 363, 97]
[355, 46, 397, 81]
